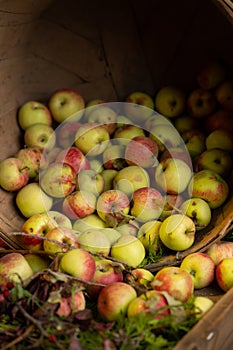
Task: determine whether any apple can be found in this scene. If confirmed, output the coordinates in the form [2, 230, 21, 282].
[85, 99, 106, 118]
[187, 88, 217, 118]
[43, 226, 80, 255]
[155, 86, 186, 118]
[215, 258, 233, 292]
[87, 105, 117, 134]
[56, 121, 81, 148]
[160, 147, 192, 167]
[179, 198, 212, 231]
[24, 123, 56, 151]
[101, 169, 118, 191]
[76, 169, 104, 196]
[195, 148, 233, 178]
[181, 129, 206, 159]
[116, 114, 133, 127]
[159, 214, 196, 251]
[59, 248, 96, 281]
[73, 213, 106, 233]
[205, 128, 233, 152]
[18, 100, 52, 130]
[188, 169, 229, 209]
[180, 252, 215, 289]
[97, 281, 137, 321]
[174, 115, 200, 133]
[55, 146, 90, 174]
[16, 182, 53, 218]
[111, 234, 146, 267]
[124, 91, 154, 122]
[143, 112, 171, 131]
[196, 60, 226, 90]
[88, 158, 104, 173]
[62, 190, 96, 220]
[96, 189, 130, 227]
[205, 241, 233, 265]
[77, 229, 111, 256]
[127, 290, 169, 318]
[124, 268, 154, 289]
[40, 162, 76, 198]
[103, 143, 127, 170]
[137, 220, 162, 252]
[113, 124, 145, 146]
[47, 210, 72, 229]
[125, 136, 159, 168]
[192, 296, 214, 319]
[15, 146, 47, 179]
[113, 165, 150, 197]
[160, 194, 185, 221]
[0, 253, 33, 285]
[100, 228, 122, 246]
[115, 219, 139, 237]
[154, 158, 192, 195]
[130, 187, 164, 223]
[74, 122, 110, 156]
[151, 266, 194, 302]
[87, 258, 124, 299]
[24, 253, 51, 273]
[48, 88, 85, 123]
[204, 109, 233, 134]
[21, 212, 57, 250]
[215, 80, 233, 111]
[0, 157, 29, 191]
[149, 123, 183, 152]
[56, 290, 86, 317]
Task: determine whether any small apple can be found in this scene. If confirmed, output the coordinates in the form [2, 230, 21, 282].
[124, 91, 154, 122]
[0, 252, 33, 285]
[113, 165, 150, 197]
[62, 190, 96, 219]
[111, 234, 146, 268]
[159, 214, 196, 251]
[18, 100, 52, 130]
[196, 60, 226, 90]
[0, 157, 29, 191]
[77, 229, 111, 256]
[149, 123, 183, 152]
[40, 162, 76, 198]
[48, 88, 85, 123]
[188, 169, 229, 209]
[55, 146, 90, 174]
[113, 124, 145, 146]
[154, 158, 192, 195]
[103, 143, 127, 170]
[127, 289, 169, 318]
[137, 220, 162, 252]
[101, 169, 118, 191]
[97, 281, 137, 321]
[155, 86, 186, 118]
[47, 210, 72, 229]
[74, 123, 110, 156]
[187, 88, 217, 118]
[205, 241, 233, 265]
[73, 213, 106, 233]
[115, 219, 139, 237]
[180, 252, 215, 289]
[179, 198, 212, 231]
[56, 290, 86, 317]
[174, 115, 200, 133]
[130, 187, 164, 223]
[15, 146, 47, 179]
[100, 228, 122, 246]
[21, 212, 57, 250]
[215, 80, 233, 111]
[192, 296, 214, 319]
[215, 257, 233, 292]
[59, 248, 96, 281]
[125, 136, 159, 168]
[87, 105, 117, 134]
[16, 182, 53, 218]
[160, 147, 192, 167]
[76, 169, 104, 196]
[44, 226, 79, 255]
[124, 268, 154, 289]
[181, 129, 206, 158]
[85, 99, 106, 118]
[204, 109, 233, 134]
[24, 123, 56, 151]
[56, 121, 81, 148]
[151, 266, 194, 302]
[24, 253, 51, 273]
[96, 189, 130, 227]
[195, 148, 233, 178]
[205, 128, 233, 152]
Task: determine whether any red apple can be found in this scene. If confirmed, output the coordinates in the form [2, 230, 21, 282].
[15, 146, 47, 179]
[62, 190, 96, 219]
[187, 88, 217, 118]
[204, 109, 233, 134]
[196, 60, 226, 90]
[124, 268, 154, 289]
[0, 157, 29, 191]
[215, 258, 233, 292]
[56, 290, 86, 317]
[56, 146, 90, 174]
[125, 136, 159, 168]
[205, 241, 233, 265]
[44, 226, 79, 255]
[215, 80, 233, 111]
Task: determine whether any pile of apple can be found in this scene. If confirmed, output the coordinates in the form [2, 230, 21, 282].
[0, 59, 233, 323]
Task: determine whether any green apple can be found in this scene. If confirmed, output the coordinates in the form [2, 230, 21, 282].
[181, 129, 206, 158]
[215, 257, 233, 292]
[174, 115, 200, 133]
[155, 86, 186, 118]
[100, 228, 122, 246]
[24, 253, 51, 273]
[88, 158, 104, 173]
[47, 210, 72, 229]
[180, 252, 215, 289]
[73, 213, 106, 233]
[205, 128, 233, 152]
[116, 114, 132, 127]
[149, 123, 183, 152]
[205, 241, 233, 265]
[124, 91, 154, 122]
[24, 123, 56, 151]
[0, 252, 33, 285]
[18, 100, 52, 130]
[77, 229, 111, 256]
[48, 88, 85, 123]
[76, 169, 104, 196]
[16, 182, 53, 218]
[87, 105, 117, 134]
[124, 268, 154, 289]
[0, 157, 29, 191]
[111, 234, 146, 267]
[113, 124, 145, 146]
[192, 296, 214, 319]
[159, 214, 196, 251]
[115, 219, 139, 237]
[188, 169, 229, 209]
[85, 99, 105, 118]
[137, 220, 162, 252]
[101, 169, 118, 191]
[179, 198, 212, 231]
